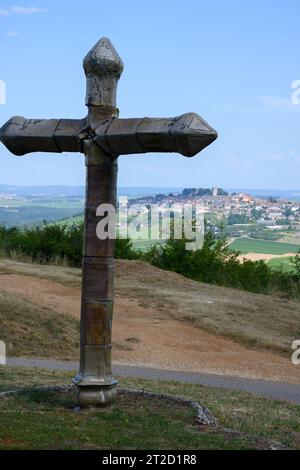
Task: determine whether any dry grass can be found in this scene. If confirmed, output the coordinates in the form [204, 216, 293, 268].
[0, 290, 79, 360]
[0, 258, 299, 354]
[0, 365, 74, 393]
[0, 259, 81, 287]
[115, 260, 300, 354]
[1, 366, 300, 449]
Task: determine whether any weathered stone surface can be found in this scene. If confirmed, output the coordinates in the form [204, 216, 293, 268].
[0, 116, 86, 156]
[83, 37, 124, 108]
[0, 113, 217, 158]
[94, 113, 217, 157]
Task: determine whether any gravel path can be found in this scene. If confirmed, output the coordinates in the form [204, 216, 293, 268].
[7, 357, 300, 404]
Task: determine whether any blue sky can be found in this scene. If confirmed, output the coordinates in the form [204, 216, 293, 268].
[0, 0, 299, 189]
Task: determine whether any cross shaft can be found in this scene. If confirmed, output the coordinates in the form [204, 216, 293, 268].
[0, 37, 217, 407]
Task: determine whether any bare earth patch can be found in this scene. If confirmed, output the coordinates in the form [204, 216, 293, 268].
[238, 252, 295, 262]
[0, 259, 299, 384]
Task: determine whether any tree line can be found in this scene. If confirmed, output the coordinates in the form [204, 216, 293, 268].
[0, 223, 299, 299]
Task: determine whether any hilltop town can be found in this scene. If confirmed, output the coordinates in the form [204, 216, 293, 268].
[128, 187, 300, 241]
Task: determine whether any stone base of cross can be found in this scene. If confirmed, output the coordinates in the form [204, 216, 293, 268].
[0, 38, 217, 407]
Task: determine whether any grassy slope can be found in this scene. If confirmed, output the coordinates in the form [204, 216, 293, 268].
[0, 259, 300, 356]
[115, 260, 300, 354]
[230, 237, 300, 254]
[0, 291, 79, 360]
[0, 366, 299, 449]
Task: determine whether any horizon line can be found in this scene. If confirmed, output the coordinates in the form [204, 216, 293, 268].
[0, 184, 299, 192]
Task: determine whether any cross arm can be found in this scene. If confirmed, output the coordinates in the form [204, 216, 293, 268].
[95, 112, 217, 158]
[0, 116, 87, 156]
[0, 112, 217, 158]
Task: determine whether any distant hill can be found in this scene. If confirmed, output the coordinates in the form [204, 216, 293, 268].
[0, 184, 85, 197]
[0, 185, 183, 198]
[0, 184, 300, 200]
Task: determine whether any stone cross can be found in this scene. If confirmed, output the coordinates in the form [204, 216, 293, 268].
[0, 38, 217, 407]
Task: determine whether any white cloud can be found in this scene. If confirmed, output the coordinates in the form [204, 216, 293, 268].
[0, 5, 47, 17]
[255, 95, 300, 112]
[7, 31, 18, 37]
[219, 94, 300, 114]
[222, 95, 300, 114]
[258, 153, 286, 161]
[10, 6, 47, 14]
[258, 150, 300, 163]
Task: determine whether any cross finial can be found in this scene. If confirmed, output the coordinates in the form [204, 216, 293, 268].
[83, 37, 124, 108]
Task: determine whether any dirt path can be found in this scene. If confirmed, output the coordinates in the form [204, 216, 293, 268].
[1, 272, 299, 384]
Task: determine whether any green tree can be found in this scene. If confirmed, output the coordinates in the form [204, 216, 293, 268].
[293, 250, 300, 279]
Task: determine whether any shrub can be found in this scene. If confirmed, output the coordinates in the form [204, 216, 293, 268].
[0, 223, 299, 299]
[0, 223, 141, 267]
[293, 250, 300, 280]
[147, 232, 300, 298]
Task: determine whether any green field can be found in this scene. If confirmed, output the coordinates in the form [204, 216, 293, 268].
[55, 215, 83, 227]
[0, 197, 84, 228]
[230, 237, 300, 255]
[268, 256, 296, 272]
